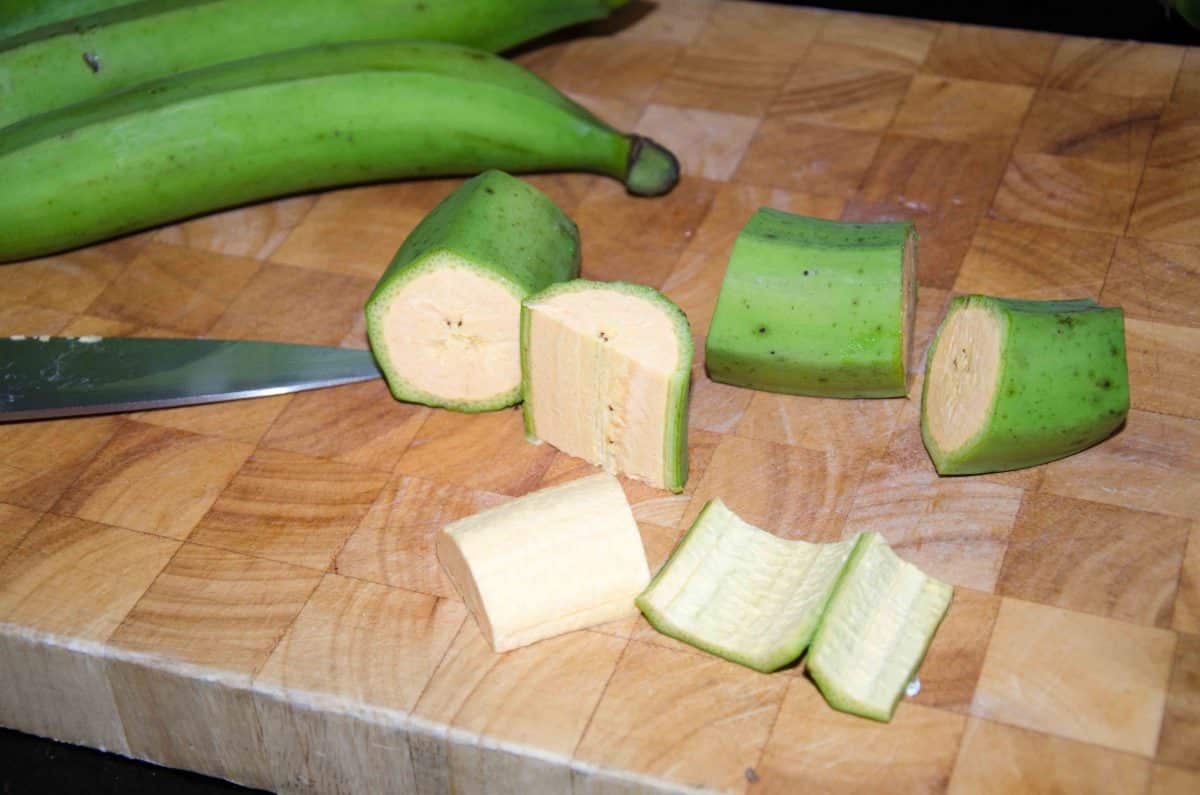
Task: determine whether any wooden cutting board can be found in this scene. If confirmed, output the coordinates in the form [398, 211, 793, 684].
[2, 2, 1198, 792]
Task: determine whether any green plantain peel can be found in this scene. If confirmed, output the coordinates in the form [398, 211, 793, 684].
[706, 209, 916, 399]
[921, 295, 1129, 475]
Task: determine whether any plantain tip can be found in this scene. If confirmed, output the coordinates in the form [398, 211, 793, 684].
[624, 136, 680, 197]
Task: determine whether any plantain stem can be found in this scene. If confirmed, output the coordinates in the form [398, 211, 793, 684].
[624, 135, 680, 197]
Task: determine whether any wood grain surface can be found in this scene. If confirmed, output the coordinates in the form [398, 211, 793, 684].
[1, 1, 1199, 792]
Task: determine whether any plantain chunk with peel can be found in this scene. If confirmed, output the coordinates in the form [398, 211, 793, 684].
[807, 532, 953, 723]
[636, 498, 859, 673]
[365, 170, 579, 412]
[436, 472, 650, 653]
[921, 295, 1129, 475]
[706, 210, 916, 398]
[522, 280, 693, 493]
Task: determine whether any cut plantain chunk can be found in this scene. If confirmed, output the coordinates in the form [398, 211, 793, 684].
[706, 210, 916, 398]
[807, 532, 952, 722]
[365, 170, 579, 412]
[436, 472, 650, 653]
[521, 280, 692, 492]
[636, 498, 859, 673]
[921, 295, 1129, 475]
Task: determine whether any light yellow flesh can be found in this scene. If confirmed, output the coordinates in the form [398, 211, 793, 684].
[527, 290, 680, 488]
[924, 303, 1002, 452]
[640, 499, 858, 669]
[380, 255, 521, 402]
[436, 472, 650, 653]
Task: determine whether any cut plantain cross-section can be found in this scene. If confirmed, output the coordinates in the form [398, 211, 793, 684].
[365, 170, 579, 412]
[921, 294, 1129, 475]
[521, 280, 692, 492]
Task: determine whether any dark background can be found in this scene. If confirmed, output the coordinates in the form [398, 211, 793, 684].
[770, 0, 1200, 45]
[2, 1, 1196, 793]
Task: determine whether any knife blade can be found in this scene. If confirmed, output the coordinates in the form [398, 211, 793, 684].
[0, 336, 382, 422]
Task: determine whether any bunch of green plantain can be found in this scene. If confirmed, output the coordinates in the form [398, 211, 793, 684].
[0, 0, 678, 263]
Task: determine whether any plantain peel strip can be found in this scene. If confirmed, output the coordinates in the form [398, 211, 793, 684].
[808, 532, 952, 722]
[637, 500, 952, 722]
[636, 498, 858, 673]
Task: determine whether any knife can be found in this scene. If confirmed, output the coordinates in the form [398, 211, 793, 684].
[0, 336, 382, 422]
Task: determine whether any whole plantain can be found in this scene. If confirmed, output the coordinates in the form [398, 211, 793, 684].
[0, 41, 679, 263]
[0, 0, 629, 129]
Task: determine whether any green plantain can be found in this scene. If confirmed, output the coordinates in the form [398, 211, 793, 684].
[921, 295, 1129, 475]
[366, 170, 581, 412]
[0, 40, 679, 263]
[0, 0, 628, 129]
[1, 0, 132, 40]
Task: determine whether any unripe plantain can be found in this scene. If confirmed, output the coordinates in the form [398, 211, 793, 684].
[1, 0, 131, 40]
[921, 295, 1129, 475]
[0, 0, 629, 128]
[0, 41, 679, 263]
[706, 210, 916, 398]
[366, 170, 581, 412]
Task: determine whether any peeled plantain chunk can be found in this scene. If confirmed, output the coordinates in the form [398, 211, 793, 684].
[437, 472, 650, 653]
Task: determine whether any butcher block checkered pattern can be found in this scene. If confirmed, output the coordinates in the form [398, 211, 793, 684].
[2, 2, 1198, 792]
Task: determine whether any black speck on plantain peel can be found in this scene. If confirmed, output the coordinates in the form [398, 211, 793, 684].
[921, 294, 1129, 475]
